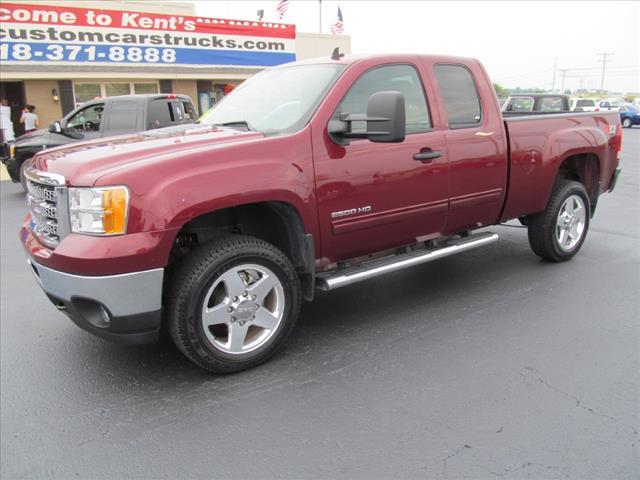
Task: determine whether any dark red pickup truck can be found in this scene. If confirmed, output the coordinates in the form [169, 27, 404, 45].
[21, 54, 622, 373]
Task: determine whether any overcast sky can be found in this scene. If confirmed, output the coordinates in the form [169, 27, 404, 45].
[191, 0, 639, 93]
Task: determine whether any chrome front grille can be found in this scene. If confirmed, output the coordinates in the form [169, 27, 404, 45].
[25, 168, 69, 248]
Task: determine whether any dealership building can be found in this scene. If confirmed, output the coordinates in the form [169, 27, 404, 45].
[0, 0, 350, 135]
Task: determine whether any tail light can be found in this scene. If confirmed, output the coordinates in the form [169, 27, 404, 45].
[615, 124, 622, 153]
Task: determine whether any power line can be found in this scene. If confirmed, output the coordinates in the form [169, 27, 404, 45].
[559, 68, 569, 92]
[597, 52, 614, 93]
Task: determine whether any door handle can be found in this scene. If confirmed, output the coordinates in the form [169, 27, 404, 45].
[413, 150, 442, 162]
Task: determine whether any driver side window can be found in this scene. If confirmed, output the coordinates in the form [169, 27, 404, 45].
[66, 103, 104, 132]
[337, 64, 431, 135]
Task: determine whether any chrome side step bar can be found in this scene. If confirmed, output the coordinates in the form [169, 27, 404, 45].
[316, 232, 499, 291]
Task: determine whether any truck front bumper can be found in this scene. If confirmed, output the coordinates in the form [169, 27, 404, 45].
[27, 257, 163, 344]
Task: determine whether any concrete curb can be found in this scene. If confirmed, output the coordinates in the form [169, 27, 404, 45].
[1, 164, 10, 181]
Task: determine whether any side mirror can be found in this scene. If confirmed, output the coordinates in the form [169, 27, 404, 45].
[328, 91, 406, 145]
[366, 91, 406, 143]
[49, 121, 62, 134]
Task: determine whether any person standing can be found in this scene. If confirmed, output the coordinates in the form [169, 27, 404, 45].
[20, 105, 39, 134]
[0, 98, 15, 158]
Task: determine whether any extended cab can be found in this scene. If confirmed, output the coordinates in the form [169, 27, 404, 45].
[20, 54, 622, 373]
[2, 94, 197, 190]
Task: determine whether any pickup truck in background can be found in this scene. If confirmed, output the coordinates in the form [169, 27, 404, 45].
[20, 53, 622, 373]
[502, 93, 571, 114]
[1, 94, 197, 190]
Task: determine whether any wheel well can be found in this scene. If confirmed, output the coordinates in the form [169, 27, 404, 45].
[168, 202, 315, 300]
[557, 153, 600, 212]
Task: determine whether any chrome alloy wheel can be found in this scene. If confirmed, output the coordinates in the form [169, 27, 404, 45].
[555, 194, 586, 251]
[201, 264, 285, 355]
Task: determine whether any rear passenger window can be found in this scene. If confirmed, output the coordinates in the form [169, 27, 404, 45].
[105, 101, 138, 132]
[337, 64, 431, 134]
[434, 64, 482, 128]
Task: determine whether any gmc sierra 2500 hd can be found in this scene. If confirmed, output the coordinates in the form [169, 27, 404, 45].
[21, 53, 622, 373]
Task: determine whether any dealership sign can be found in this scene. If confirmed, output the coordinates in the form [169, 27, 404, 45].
[0, 3, 296, 67]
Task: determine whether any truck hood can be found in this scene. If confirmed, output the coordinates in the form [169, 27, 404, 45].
[32, 124, 265, 186]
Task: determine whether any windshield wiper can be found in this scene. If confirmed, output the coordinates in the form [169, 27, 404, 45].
[214, 120, 256, 132]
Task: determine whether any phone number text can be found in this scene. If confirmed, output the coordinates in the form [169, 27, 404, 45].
[0, 42, 177, 63]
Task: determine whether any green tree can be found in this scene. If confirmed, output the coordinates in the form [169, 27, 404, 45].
[493, 83, 510, 97]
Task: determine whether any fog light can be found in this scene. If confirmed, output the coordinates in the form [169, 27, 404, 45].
[73, 298, 112, 329]
[95, 305, 111, 329]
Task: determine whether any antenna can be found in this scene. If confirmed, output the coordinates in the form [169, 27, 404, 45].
[331, 47, 344, 60]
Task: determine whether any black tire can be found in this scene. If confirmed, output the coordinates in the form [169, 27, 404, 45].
[167, 235, 301, 373]
[622, 118, 632, 128]
[527, 180, 590, 262]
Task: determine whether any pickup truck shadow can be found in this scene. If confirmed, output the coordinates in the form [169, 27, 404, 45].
[67, 228, 547, 395]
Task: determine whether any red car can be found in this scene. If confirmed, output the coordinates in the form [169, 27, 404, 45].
[21, 53, 622, 373]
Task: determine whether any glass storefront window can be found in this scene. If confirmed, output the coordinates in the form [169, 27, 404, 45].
[134, 83, 159, 94]
[74, 83, 101, 105]
[105, 83, 132, 97]
[73, 82, 161, 107]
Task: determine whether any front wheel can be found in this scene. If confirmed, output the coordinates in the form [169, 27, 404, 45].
[526, 180, 590, 262]
[622, 118, 632, 128]
[167, 235, 301, 373]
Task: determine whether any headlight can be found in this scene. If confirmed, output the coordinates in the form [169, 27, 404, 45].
[69, 186, 129, 235]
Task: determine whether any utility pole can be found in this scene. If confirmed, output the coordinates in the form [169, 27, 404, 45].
[551, 57, 558, 92]
[318, 0, 322, 34]
[559, 69, 569, 93]
[597, 52, 614, 94]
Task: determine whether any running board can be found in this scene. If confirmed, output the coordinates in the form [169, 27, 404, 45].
[316, 232, 499, 291]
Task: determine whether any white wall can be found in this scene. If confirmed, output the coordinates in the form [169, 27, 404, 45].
[296, 32, 351, 61]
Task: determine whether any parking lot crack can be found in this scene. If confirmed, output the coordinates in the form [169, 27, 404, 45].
[521, 367, 639, 436]
[440, 444, 471, 475]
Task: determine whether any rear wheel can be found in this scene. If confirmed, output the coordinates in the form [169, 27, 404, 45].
[622, 118, 632, 128]
[526, 180, 590, 262]
[167, 235, 301, 373]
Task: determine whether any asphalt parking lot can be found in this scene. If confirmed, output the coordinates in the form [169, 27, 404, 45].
[1, 129, 638, 479]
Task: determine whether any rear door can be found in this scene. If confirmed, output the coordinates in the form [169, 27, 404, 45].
[102, 100, 142, 137]
[428, 61, 508, 233]
[313, 61, 449, 263]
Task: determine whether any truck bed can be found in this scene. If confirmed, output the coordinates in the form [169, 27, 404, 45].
[500, 110, 621, 221]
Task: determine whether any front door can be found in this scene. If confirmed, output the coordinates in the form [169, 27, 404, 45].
[313, 63, 449, 264]
[63, 102, 105, 141]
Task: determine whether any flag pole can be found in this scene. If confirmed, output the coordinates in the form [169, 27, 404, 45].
[319, 0, 322, 34]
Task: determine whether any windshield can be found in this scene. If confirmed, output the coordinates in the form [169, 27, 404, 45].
[201, 63, 346, 134]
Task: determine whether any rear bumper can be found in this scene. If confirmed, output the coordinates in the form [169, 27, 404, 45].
[27, 257, 163, 344]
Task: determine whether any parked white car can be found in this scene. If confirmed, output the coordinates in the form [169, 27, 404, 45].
[570, 98, 598, 112]
[597, 98, 625, 111]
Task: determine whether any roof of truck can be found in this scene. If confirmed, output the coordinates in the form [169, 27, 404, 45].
[278, 53, 480, 68]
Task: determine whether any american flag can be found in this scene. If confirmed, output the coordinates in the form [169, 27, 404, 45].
[276, 0, 289, 20]
[330, 6, 344, 34]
